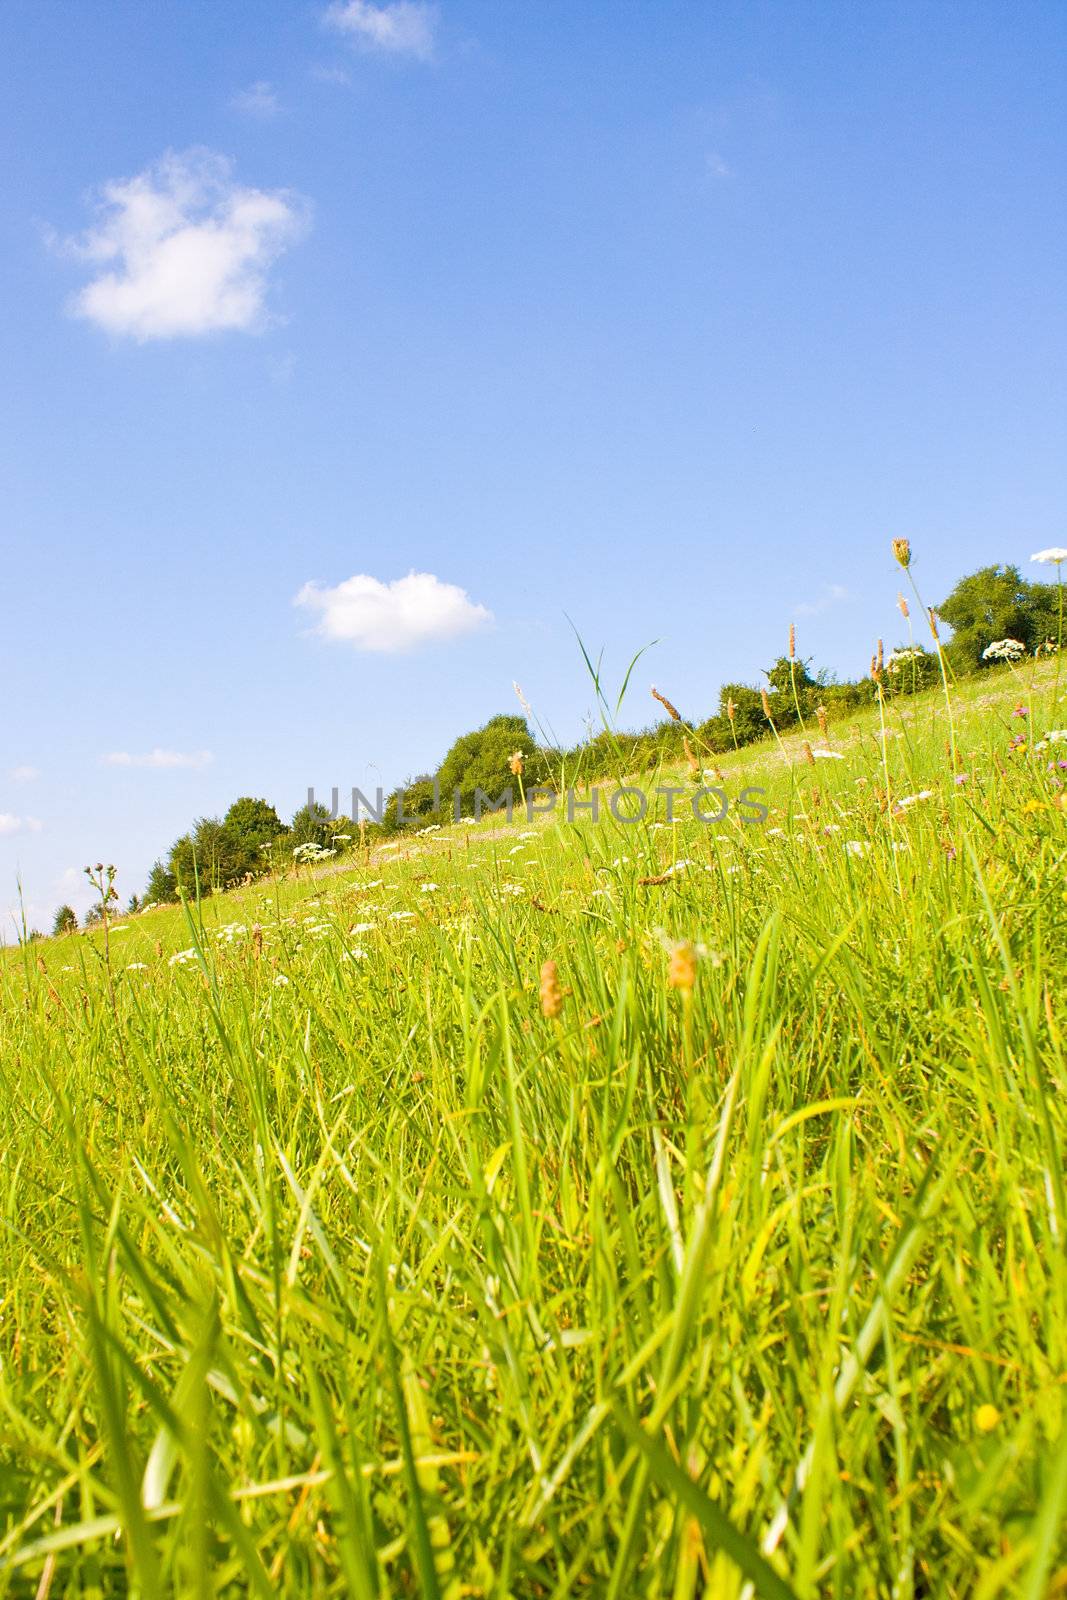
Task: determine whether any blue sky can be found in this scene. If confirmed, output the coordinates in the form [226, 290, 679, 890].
[2, 0, 1065, 932]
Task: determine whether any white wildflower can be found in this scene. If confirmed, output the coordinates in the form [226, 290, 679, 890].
[982, 638, 1026, 661]
[1031, 548, 1067, 565]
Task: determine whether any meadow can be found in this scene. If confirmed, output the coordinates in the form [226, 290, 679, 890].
[1, 657, 1065, 1597]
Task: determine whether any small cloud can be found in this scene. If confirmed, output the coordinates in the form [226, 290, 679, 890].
[295, 571, 492, 652]
[10, 765, 40, 782]
[231, 81, 281, 118]
[324, 1, 437, 59]
[706, 152, 732, 179]
[310, 63, 352, 85]
[61, 148, 309, 341]
[101, 749, 214, 769]
[795, 584, 850, 618]
[0, 814, 43, 836]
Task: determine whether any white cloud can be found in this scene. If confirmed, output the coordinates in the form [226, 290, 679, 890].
[101, 749, 214, 769]
[0, 814, 43, 836]
[231, 81, 281, 117]
[295, 571, 492, 652]
[64, 149, 309, 341]
[706, 152, 732, 179]
[10, 765, 40, 782]
[324, 1, 437, 59]
[795, 584, 850, 618]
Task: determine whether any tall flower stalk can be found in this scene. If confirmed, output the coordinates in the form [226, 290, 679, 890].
[893, 539, 959, 773]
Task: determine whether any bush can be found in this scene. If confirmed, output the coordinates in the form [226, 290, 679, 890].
[52, 905, 78, 936]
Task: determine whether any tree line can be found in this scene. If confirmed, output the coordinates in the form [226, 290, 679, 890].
[50, 561, 1062, 933]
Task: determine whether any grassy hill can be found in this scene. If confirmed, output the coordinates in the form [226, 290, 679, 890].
[1, 660, 1065, 1596]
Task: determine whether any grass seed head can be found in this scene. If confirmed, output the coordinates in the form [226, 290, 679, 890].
[539, 959, 562, 1018]
[761, 688, 772, 719]
[668, 941, 697, 994]
[897, 591, 910, 619]
[651, 686, 682, 722]
[789, 622, 796, 659]
[892, 537, 912, 568]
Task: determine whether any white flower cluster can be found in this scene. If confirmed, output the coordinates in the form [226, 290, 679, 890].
[982, 639, 1026, 662]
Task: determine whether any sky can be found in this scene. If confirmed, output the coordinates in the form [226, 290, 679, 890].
[1, 0, 1065, 934]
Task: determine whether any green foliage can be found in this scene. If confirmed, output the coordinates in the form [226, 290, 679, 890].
[289, 801, 333, 850]
[144, 859, 177, 905]
[436, 713, 536, 814]
[224, 797, 286, 851]
[170, 818, 259, 896]
[51, 904, 77, 936]
[937, 564, 1059, 670]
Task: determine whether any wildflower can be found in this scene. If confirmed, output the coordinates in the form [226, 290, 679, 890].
[683, 735, 699, 776]
[1030, 548, 1067, 565]
[891, 538, 911, 568]
[845, 841, 870, 856]
[168, 948, 197, 966]
[982, 639, 1026, 661]
[975, 1404, 1001, 1432]
[390, 911, 415, 920]
[350, 921, 376, 934]
[1008, 734, 1027, 752]
[667, 940, 697, 993]
[887, 645, 923, 671]
[812, 748, 843, 760]
[1012, 704, 1029, 718]
[126, 962, 148, 971]
[802, 741, 815, 765]
[816, 704, 828, 738]
[419, 882, 439, 893]
[508, 750, 525, 777]
[273, 974, 290, 987]
[895, 790, 934, 809]
[1046, 730, 1067, 742]
[651, 686, 682, 721]
[726, 697, 737, 724]
[897, 592, 909, 619]
[954, 772, 970, 785]
[539, 959, 562, 1018]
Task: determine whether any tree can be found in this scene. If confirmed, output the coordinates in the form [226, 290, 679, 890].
[937, 565, 1059, 671]
[170, 817, 258, 896]
[224, 797, 286, 851]
[144, 859, 177, 905]
[52, 905, 77, 936]
[289, 801, 333, 850]
[436, 714, 536, 815]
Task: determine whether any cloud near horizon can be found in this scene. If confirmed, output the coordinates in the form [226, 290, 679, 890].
[64, 149, 308, 340]
[101, 749, 214, 769]
[0, 814, 43, 836]
[295, 571, 492, 652]
[324, 1, 437, 59]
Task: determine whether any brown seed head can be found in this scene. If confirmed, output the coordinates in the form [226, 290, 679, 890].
[876, 639, 884, 672]
[252, 924, 263, 959]
[928, 607, 940, 639]
[683, 735, 699, 776]
[508, 750, 525, 777]
[539, 959, 562, 1019]
[897, 592, 909, 619]
[651, 686, 682, 722]
[802, 740, 815, 765]
[816, 704, 828, 738]
[789, 623, 796, 659]
[726, 697, 737, 723]
[892, 538, 911, 569]
[760, 688, 772, 720]
[668, 941, 697, 994]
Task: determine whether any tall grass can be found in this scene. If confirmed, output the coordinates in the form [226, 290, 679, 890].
[0, 663, 1064, 1596]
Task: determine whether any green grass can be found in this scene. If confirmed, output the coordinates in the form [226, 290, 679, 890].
[2, 662, 1066, 1597]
